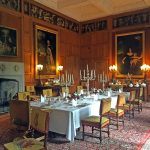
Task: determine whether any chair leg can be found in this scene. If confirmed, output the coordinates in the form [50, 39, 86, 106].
[44, 133, 48, 150]
[108, 124, 110, 138]
[117, 117, 119, 130]
[122, 115, 124, 128]
[132, 109, 134, 118]
[129, 110, 131, 120]
[99, 128, 102, 143]
[138, 103, 141, 113]
[82, 125, 85, 140]
[141, 103, 142, 112]
[92, 127, 94, 134]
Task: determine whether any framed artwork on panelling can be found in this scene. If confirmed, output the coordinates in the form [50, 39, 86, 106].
[35, 25, 58, 78]
[115, 31, 144, 78]
[0, 26, 17, 57]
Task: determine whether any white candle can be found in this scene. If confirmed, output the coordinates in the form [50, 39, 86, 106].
[70, 73, 72, 83]
[84, 70, 85, 78]
[87, 64, 88, 71]
[105, 75, 107, 81]
[100, 74, 102, 81]
[61, 74, 64, 82]
[94, 70, 96, 77]
[66, 71, 67, 82]
[72, 74, 74, 84]
[91, 70, 93, 78]
[68, 73, 70, 82]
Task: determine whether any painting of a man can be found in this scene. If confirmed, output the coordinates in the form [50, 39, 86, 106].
[116, 32, 144, 77]
[0, 26, 17, 56]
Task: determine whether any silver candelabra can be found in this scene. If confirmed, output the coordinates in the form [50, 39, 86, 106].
[61, 71, 74, 99]
[98, 71, 108, 91]
[80, 65, 96, 95]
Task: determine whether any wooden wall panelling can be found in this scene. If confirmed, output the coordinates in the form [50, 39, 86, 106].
[24, 53, 33, 83]
[22, 15, 35, 85]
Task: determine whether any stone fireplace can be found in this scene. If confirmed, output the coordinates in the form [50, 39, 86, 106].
[0, 61, 24, 113]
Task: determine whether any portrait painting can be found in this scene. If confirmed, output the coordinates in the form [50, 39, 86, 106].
[115, 31, 144, 78]
[0, 26, 17, 56]
[35, 25, 58, 78]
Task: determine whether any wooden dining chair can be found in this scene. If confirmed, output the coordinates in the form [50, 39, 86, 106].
[9, 100, 30, 129]
[109, 94, 125, 129]
[18, 92, 30, 101]
[43, 89, 53, 97]
[81, 98, 111, 143]
[4, 107, 51, 150]
[124, 90, 136, 120]
[26, 85, 35, 95]
[132, 87, 143, 112]
[77, 85, 83, 94]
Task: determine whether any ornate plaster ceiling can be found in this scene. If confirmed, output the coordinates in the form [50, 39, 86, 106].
[34, 0, 150, 21]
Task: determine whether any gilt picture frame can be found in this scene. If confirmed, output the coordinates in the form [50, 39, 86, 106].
[115, 31, 145, 78]
[35, 25, 58, 79]
[0, 26, 17, 57]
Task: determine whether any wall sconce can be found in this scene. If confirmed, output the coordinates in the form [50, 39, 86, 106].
[37, 64, 43, 86]
[109, 65, 117, 82]
[140, 64, 150, 82]
[57, 65, 63, 82]
[57, 65, 63, 72]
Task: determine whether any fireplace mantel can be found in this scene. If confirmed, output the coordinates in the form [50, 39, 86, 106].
[0, 61, 24, 91]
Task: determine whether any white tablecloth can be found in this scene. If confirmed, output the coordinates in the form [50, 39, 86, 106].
[30, 94, 118, 141]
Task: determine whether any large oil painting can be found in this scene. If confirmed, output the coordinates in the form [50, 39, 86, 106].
[0, 26, 17, 56]
[35, 25, 58, 78]
[115, 31, 144, 78]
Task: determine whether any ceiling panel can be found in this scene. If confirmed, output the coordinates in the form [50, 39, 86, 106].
[34, 0, 150, 21]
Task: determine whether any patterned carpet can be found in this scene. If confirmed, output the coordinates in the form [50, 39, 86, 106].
[0, 102, 150, 150]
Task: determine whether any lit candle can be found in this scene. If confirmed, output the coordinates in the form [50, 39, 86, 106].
[94, 70, 96, 77]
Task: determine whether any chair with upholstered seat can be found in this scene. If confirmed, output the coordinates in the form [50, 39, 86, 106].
[43, 89, 53, 97]
[4, 107, 51, 150]
[61, 87, 69, 97]
[18, 92, 30, 101]
[123, 90, 136, 120]
[9, 100, 30, 129]
[109, 94, 125, 129]
[26, 85, 35, 95]
[77, 85, 83, 94]
[81, 98, 111, 143]
[132, 87, 143, 113]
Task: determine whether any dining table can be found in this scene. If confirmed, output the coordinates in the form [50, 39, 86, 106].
[30, 92, 129, 142]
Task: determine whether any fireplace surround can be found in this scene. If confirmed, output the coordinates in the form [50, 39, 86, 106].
[0, 61, 24, 113]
